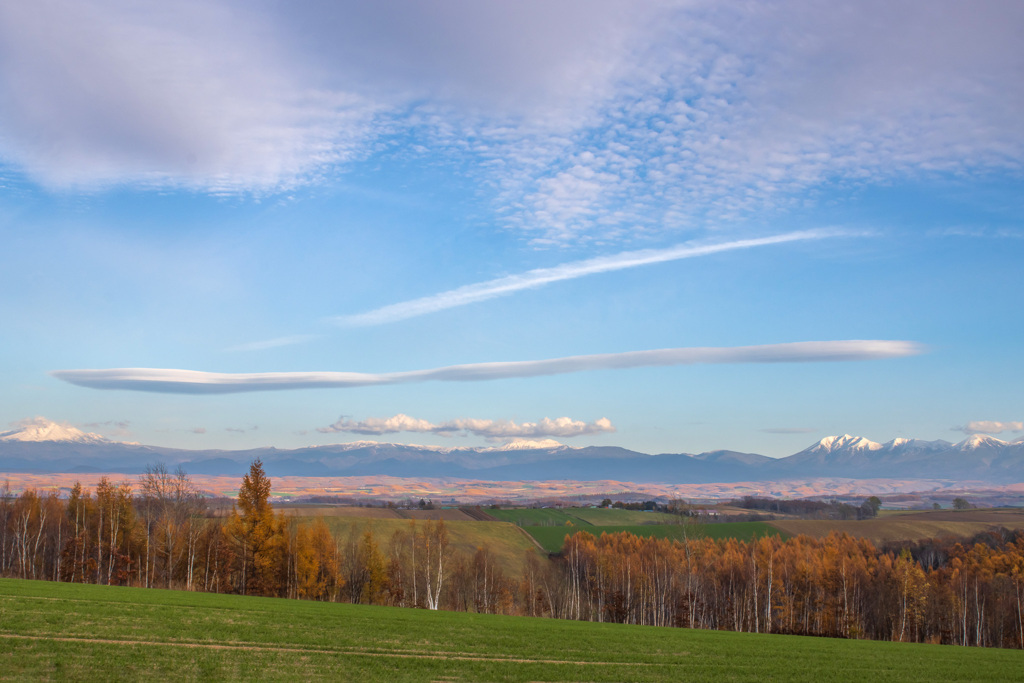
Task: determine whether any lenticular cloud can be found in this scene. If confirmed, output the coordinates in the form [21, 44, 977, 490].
[50, 340, 925, 394]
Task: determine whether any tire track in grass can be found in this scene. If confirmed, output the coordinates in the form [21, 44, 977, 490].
[0, 633, 661, 666]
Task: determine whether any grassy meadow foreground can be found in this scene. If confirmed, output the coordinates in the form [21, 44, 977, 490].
[2, 578, 1021, 682]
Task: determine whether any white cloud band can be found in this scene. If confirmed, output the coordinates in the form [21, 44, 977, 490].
[318, 414, 614, 439]
[332, 229, 842, 326]
[51, 340, 925, 394]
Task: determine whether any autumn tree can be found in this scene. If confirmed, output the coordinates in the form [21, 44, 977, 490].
[140, 464, 205, 589]
[226, 459, 286, 596]
[12, 489, 43, 579]
[95, 479, 134, 585]
[62, 482, 90, 583]
[196, 520, 235, 594]
[358, 530, 389, 604]
[294, 518, 343, 601]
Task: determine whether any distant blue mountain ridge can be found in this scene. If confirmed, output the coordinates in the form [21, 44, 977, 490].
[2, 422, 1022, 484]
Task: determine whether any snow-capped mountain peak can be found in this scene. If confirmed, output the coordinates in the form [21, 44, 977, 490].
[955, 433, 1008, 450]
[493, 438, 568, 451]
[807, 434, 882, 454]
[880, 437, 953, 454]
[0, 418, 110, 444]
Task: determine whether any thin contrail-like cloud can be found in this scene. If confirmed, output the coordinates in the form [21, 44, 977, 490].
[51, 340, 924, 394]
[332, 229, 847, 327]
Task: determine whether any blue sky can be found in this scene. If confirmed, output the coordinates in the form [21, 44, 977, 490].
[0, 0, 1021, 457]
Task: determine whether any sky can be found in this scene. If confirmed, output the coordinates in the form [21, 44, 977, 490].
[0, 0, 1022, 458]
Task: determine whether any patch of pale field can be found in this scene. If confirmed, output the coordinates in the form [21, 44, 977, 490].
[701, 505, 808, 520]
[278, 506, 402, 519]
[396, 509, 475, 522]
[892, 509, 1024, 524]
[875, 509, 921, 517]
[277, 506, 475, 522]
[302, 517, 545, 576]
[768, 509, 1024, 544]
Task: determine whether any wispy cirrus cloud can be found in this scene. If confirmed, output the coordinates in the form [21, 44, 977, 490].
[333, 229, 842, 326]
[955, 420, 1023, 435]
[50, 339, 925, 394]
[318, 414, 614, 440]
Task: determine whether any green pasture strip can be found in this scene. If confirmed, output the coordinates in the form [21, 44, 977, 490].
[484, 507, 593, 527]
[301, 516, 544, 575]
[525, 521, 785, 554]
[565, 507, 678, 526]
[1, 579, 1019, 682]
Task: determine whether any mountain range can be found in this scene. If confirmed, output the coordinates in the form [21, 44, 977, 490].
[2, 420, 1023, 484]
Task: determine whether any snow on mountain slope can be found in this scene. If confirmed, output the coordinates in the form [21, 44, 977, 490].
[954, 434, 1009, 450]
[0, 418, 110, 444]
[491, 439, 568, 451]
[881, 437, 953, 454]
[802, 434, 883, 454]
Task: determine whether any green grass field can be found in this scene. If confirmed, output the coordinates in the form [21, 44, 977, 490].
[569, 507, 676, 525]
[524, 521, 785, 553]
[486, 506, 676, 527]
[1, 578, 1019, 681]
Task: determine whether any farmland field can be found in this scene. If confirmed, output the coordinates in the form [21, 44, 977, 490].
[276, 505, 403, 519]
[524, 521, 784, 554]
[570, 507, 679, 525]
[299, 516, 545, 575]
[486, 506, 676, 527]
[768, 508, 1024, 544]
[1, 578, 1020, 682]
[485, 507, 597, 527]
[276, 505, 475, 521]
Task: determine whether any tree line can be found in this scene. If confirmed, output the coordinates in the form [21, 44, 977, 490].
[553, 528, 1024, 648]
[1, 461, 1022, 649]
[0, 461, 465, 607]
[735, 495, 881, 519]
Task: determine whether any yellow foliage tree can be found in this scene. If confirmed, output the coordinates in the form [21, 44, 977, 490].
[358, 529, 389, 604]
[226, 459, 286, 596]
[295, 518, 343, 601]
